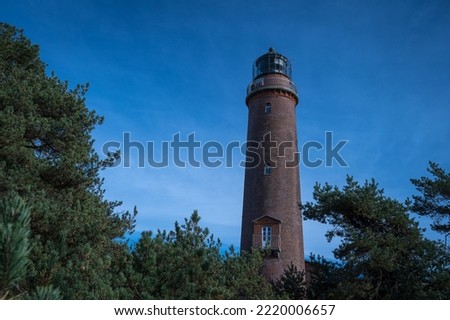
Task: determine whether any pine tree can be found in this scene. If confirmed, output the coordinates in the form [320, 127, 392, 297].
[0, 196, 30, 298]
[133, 211, 227, 299]
[411, 162, 450, 234]
[0, 23, 136, 299]
[270, 263, 307, 299]
[132, 211, 273, 299]
[302, 176, 450, 299]
[222, 248, 273, 299]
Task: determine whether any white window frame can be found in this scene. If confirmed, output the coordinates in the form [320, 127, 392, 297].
[264, 165, 272, 175]
[262, 226, 272, 248]
[264, 103, 272, 114]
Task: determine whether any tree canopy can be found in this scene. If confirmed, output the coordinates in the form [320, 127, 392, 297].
[302, 176, 450, 299]
[0, 22, 136, 299]
[131, 212, 273, 299]
[411, 161, 450, 234]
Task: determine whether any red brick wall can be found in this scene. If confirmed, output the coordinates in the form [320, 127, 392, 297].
[241, 73, 305, 280]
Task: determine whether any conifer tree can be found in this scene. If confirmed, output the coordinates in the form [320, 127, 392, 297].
[0, 23, 136, 299]
[0, 196, 30, 298]
[132, 211, 273, 299]
[411, 162, 450, 234]
[302, 176, 450, 299]
[270, 263, 307, 299]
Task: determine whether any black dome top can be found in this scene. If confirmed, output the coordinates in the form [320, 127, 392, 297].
[253, 48, 292, 79]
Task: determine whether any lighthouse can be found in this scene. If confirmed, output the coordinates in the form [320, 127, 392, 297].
[240, 48, 305, 280]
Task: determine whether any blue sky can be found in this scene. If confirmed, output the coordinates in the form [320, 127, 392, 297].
[2, 0, 449, 259]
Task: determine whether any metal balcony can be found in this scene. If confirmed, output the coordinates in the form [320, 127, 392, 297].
[252, 234, 281, 251]
[246, 76, 298, 99]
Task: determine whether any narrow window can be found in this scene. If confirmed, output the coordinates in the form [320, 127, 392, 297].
[262, 226, 272, 248]
[265, 103, 272, 114]
[264, 165, 272, 175]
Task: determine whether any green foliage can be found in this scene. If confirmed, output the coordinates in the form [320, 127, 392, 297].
[0, 196, 31, 298]
[132, 212, 272, 299]
[0, 23, 135, 299]
[26, 285, 61, 300]
[270, 263, 306, 299]
[411, 161, 450, 234]
[132, 211, 224, 299]
[305, 255, 351, 299]
[222, 248, 273, 299]
[302, 176, 450, 299]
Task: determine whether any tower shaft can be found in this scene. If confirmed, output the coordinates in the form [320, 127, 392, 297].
[240, 49, 305, 280]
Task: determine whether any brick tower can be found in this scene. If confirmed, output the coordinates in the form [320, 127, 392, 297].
[240, 48, 305, 280]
